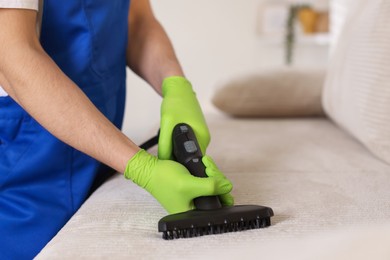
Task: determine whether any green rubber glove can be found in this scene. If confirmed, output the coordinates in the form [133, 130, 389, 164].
[158, 76, 210, 160]
[202, 155, 235, 206]
[124, 150, 234, 214]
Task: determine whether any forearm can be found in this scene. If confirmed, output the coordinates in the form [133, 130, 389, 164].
[0, 41, 139, 173]
[126, 1, 184, 94]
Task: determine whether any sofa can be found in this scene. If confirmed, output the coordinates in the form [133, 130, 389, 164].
[36, 0, 390, 259]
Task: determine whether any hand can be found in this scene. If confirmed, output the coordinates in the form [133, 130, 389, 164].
[202, 155, 234, 206]
[158, 76, 210, 160]
[124, 150, 234, 214]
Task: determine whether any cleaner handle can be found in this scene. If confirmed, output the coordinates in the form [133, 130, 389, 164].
[172, 123, 222, 210]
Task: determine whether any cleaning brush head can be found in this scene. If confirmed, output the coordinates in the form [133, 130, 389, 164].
[155, 123, 274, 240]
[158, 205, 274, 240]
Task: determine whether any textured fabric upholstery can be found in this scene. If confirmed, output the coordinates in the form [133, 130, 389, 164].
[323, 0, 390, 164]
[36, 116, 390, 259]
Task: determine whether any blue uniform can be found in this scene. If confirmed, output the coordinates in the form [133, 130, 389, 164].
[0, 0, 130, 258]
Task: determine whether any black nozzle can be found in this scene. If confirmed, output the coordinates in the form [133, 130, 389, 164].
[157, 123, 274, 240]
[158, 205, 274, 240]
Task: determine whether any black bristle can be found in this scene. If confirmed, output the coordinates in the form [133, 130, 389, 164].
[208, 223, 213, 235]
[159, 205, 274, 240]
[160, 217, 272, 240]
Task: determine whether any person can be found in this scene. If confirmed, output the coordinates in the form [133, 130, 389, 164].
[0, 0, 234, 258]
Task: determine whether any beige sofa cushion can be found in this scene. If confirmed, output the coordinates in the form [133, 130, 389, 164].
[323, 0, 390, 164]
[36, 116, 390, 259]
[212, 68, 326, 117]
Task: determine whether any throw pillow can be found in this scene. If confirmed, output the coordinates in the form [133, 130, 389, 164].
[212, 67, 326, 117]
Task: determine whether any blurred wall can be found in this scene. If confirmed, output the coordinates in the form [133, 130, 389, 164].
[123, 0, 329, 143]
